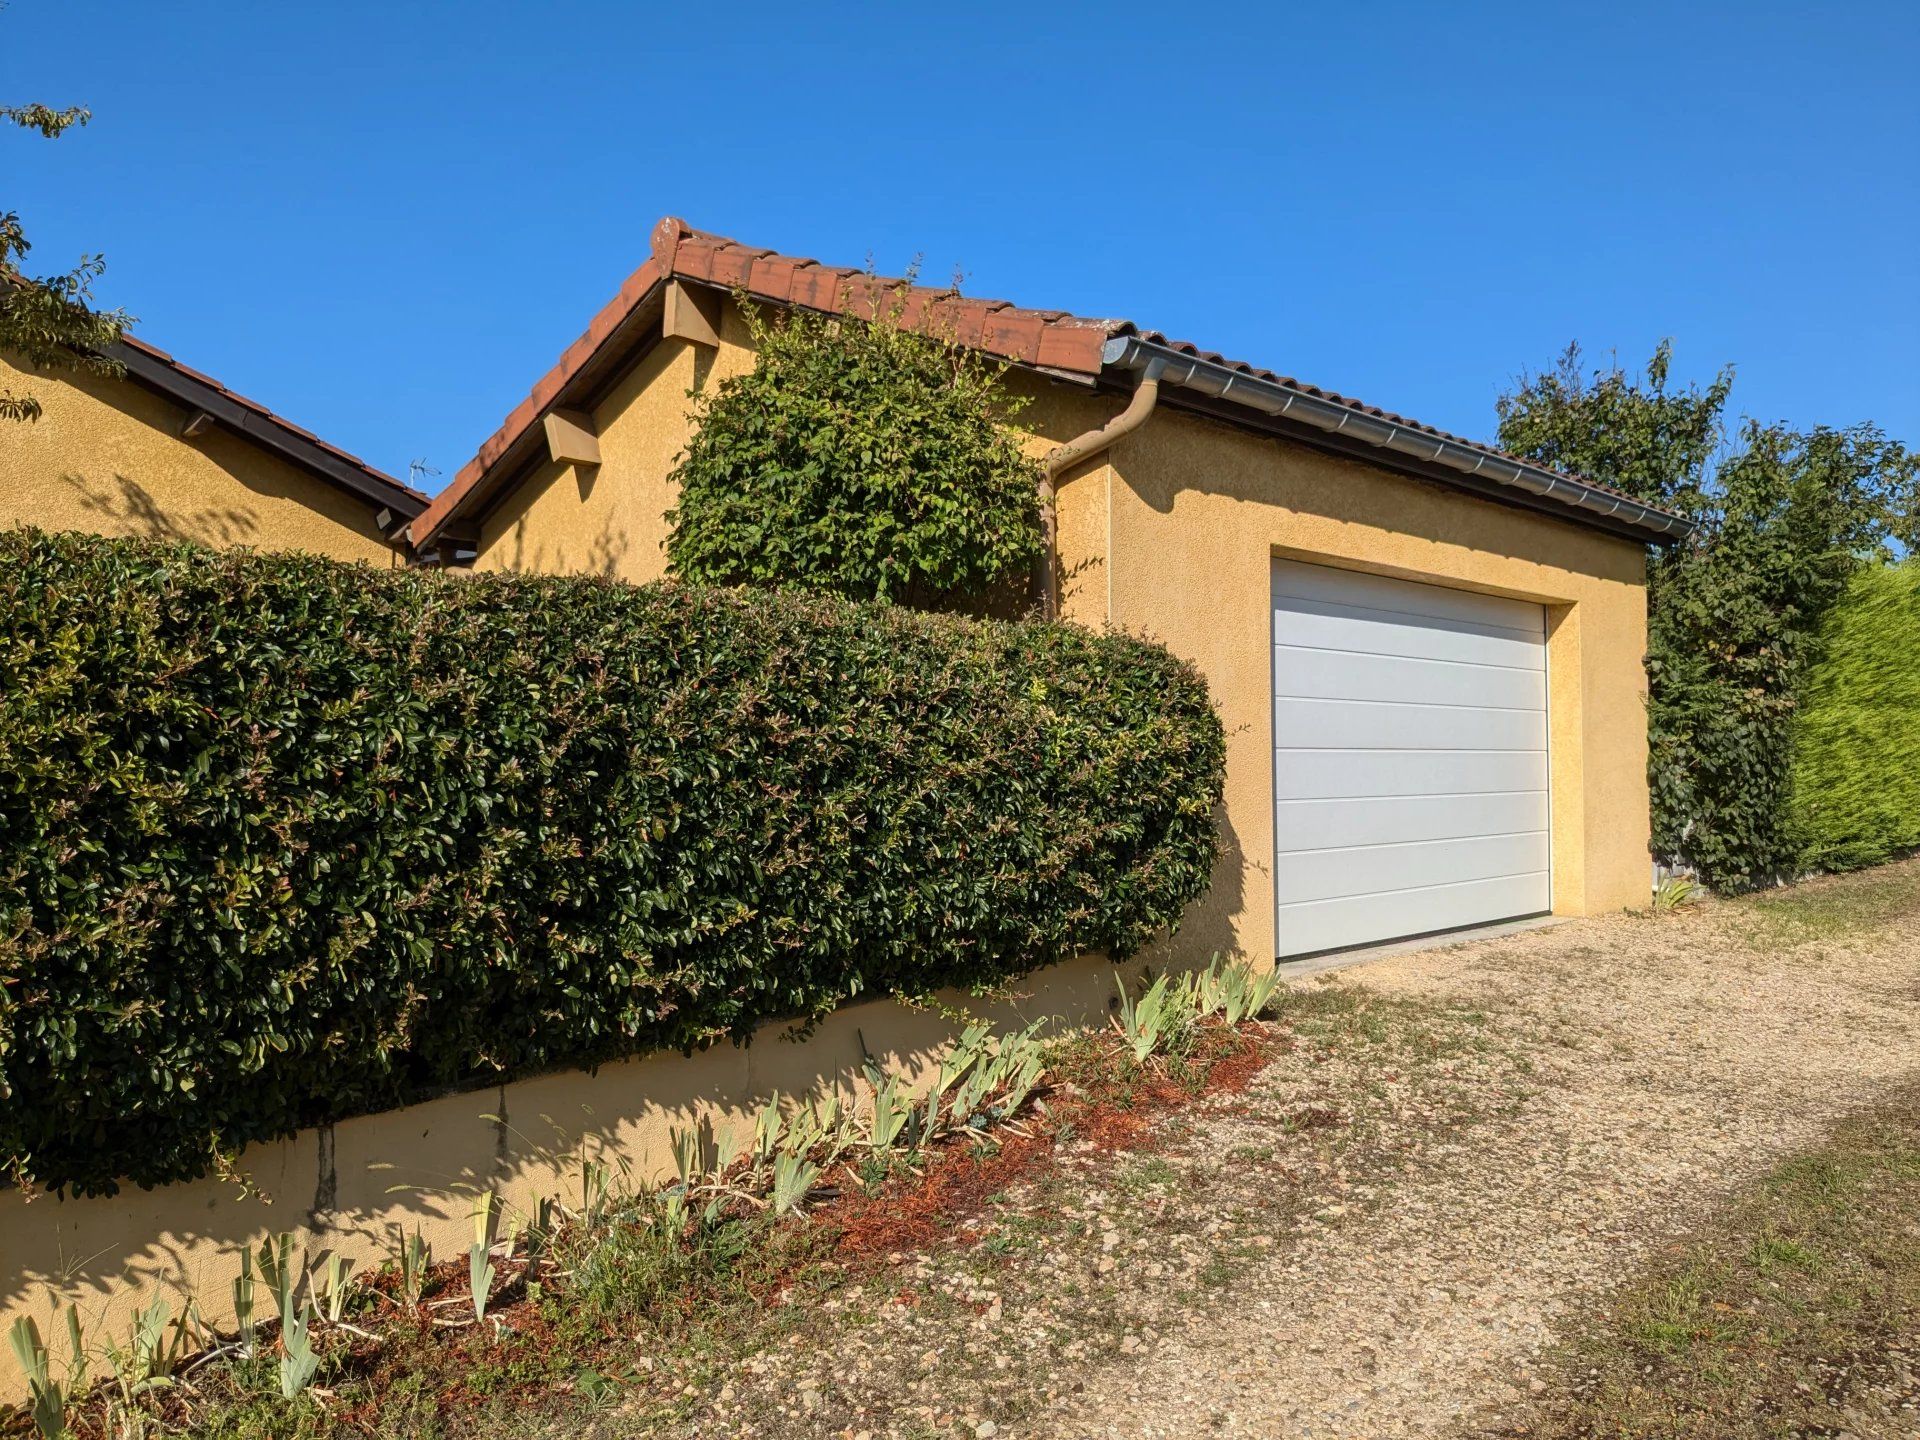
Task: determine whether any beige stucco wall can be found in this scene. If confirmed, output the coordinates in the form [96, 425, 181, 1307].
[1052, 404, 1651, 965]
[0, 314, 1656, 1400]
[472, 303, 1116, 586]
[473, 305, 754, 582]
[0, 354, 401, 564]
[463, 309, 1653, 960]
[0, 954, 1115, 1402]
[0, 328, 1136, 1400]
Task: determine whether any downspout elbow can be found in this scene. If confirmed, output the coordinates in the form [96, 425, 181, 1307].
[1037, 360, 1164, 618]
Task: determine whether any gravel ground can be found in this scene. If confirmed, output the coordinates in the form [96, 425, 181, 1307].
[1036, 870, 1920, 1440]
[620, 864, 1920, 1440]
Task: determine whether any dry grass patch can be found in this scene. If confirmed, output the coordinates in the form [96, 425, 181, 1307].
[1728, 859, 1920, 949]
[1483, 1092, 1920, 1439]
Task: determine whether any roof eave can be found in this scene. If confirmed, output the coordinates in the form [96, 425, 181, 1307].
[1100, 336, 1693, 546]
[408, 269, 675, 548]
[108, 340, 426, 520]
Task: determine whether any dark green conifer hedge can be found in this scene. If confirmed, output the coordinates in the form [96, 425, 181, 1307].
[0, 531, 1224, 1195]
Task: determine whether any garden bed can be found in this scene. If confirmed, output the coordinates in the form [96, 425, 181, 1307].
[8, 964, 1309, 1439]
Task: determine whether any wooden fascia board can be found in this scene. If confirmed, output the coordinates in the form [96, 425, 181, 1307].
[110, 343, 425, 517]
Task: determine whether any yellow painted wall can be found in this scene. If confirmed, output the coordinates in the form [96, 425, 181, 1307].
[0, 314, 1655, 1400]
[474, 304, 756, 582]
[0, 354, 401, 564]
[0, 327, 1135, 1400]
[0, 955, 1113, 1402]
[463, 308, 1652, 958]
[1053, 403, 1651, 965]
[472, 303, 1116, 586]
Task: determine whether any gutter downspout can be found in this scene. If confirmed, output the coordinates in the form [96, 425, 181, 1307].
[1038, 358, 1166, 619]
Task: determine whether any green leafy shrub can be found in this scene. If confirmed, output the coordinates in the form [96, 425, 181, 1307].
[1790, 561, 1920, 872]
[0, 531, 1224, 1196]
[665, 284, 1044, 610]
[1498, 342, 1915, 890]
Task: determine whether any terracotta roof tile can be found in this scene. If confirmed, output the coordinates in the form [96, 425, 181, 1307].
[1034, 321, 1109, 373]
[410, 215, 1682, 546]
[673, 242, 716, 283]
[750, 255, 805, 303]
[706, 246, 760, 289]
[787, 263, 850, 311]
[945, 300, 992, 351]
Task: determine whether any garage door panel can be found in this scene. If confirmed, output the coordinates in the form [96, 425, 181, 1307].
[1276, 830, 1548, 904]
[1273, 696, 1547, 752]
[1274, 645, 1546, 709]
[1274, 747, 1549, 801]
[1274, 604, 1544, 670]
[1276, 872, 1552, 956]
[1274, 792, 1549, 851]
[1273, 560, 1545, 635]
[1273, 559, 1551, 957]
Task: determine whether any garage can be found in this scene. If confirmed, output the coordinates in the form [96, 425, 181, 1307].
[1272, 559, 1552, 957]
[410, 214, 1686, 959]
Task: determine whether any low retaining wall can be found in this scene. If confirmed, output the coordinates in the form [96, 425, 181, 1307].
[2, 953, 1116, 1402]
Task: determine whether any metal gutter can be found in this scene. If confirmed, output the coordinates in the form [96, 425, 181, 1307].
[1100, 336, 1693, 544]
[1036, 357, 1167, 617]
[110, 341, 426, 519]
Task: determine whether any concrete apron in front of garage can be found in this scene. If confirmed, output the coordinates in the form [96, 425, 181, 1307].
[1275, 915, 1565, 981]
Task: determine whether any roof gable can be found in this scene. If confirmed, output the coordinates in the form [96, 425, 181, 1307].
[409, 216, 1687, 549]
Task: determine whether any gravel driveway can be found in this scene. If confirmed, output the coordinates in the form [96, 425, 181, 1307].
[643, 863, 1920, 1440]
[1033, 868, 1920, 1439]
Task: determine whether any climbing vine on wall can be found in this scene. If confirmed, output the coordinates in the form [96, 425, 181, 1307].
[666, 280, 1044, 611]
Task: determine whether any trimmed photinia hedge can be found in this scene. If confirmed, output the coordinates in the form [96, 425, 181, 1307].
[1790, 561, 1920, 873]
[0, 531, 1225, 1196]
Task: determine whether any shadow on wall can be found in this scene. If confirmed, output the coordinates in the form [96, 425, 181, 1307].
[493, 509, 636, 581]
[1129, 419, 1647, 586]
[1140, 799, 1250, 972]
[60, 471, 260, 547]
[0, 955, 1118, 1393]
[1050, 549, 1103, 623]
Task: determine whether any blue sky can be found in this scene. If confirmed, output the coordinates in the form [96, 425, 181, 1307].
[6, 1, 1916, 492]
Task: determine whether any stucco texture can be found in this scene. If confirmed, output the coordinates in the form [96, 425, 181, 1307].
[0, 955, 1114, 1402]
[0, 312, 1655, 1396]
[1055, 403, 1651, 966]
[0, 354, 400, 564]
[460, 303, 1652, 960]
[474, 305, 753, 582]
[471, 304, 1117, 588]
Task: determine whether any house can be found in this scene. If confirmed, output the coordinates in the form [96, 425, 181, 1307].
[408, 216, 1687, 962]
[0, 333, 425, 562]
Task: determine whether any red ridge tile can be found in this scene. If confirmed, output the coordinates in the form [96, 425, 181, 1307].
[412, 215, 1683, 547]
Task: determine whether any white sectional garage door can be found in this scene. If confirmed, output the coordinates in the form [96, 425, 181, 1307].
[1272, 559, 1551, 957]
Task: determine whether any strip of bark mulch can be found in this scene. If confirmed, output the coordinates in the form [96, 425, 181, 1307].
[33, 1017, 1290, 1440]
[820, 1022, 1285, 1266]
